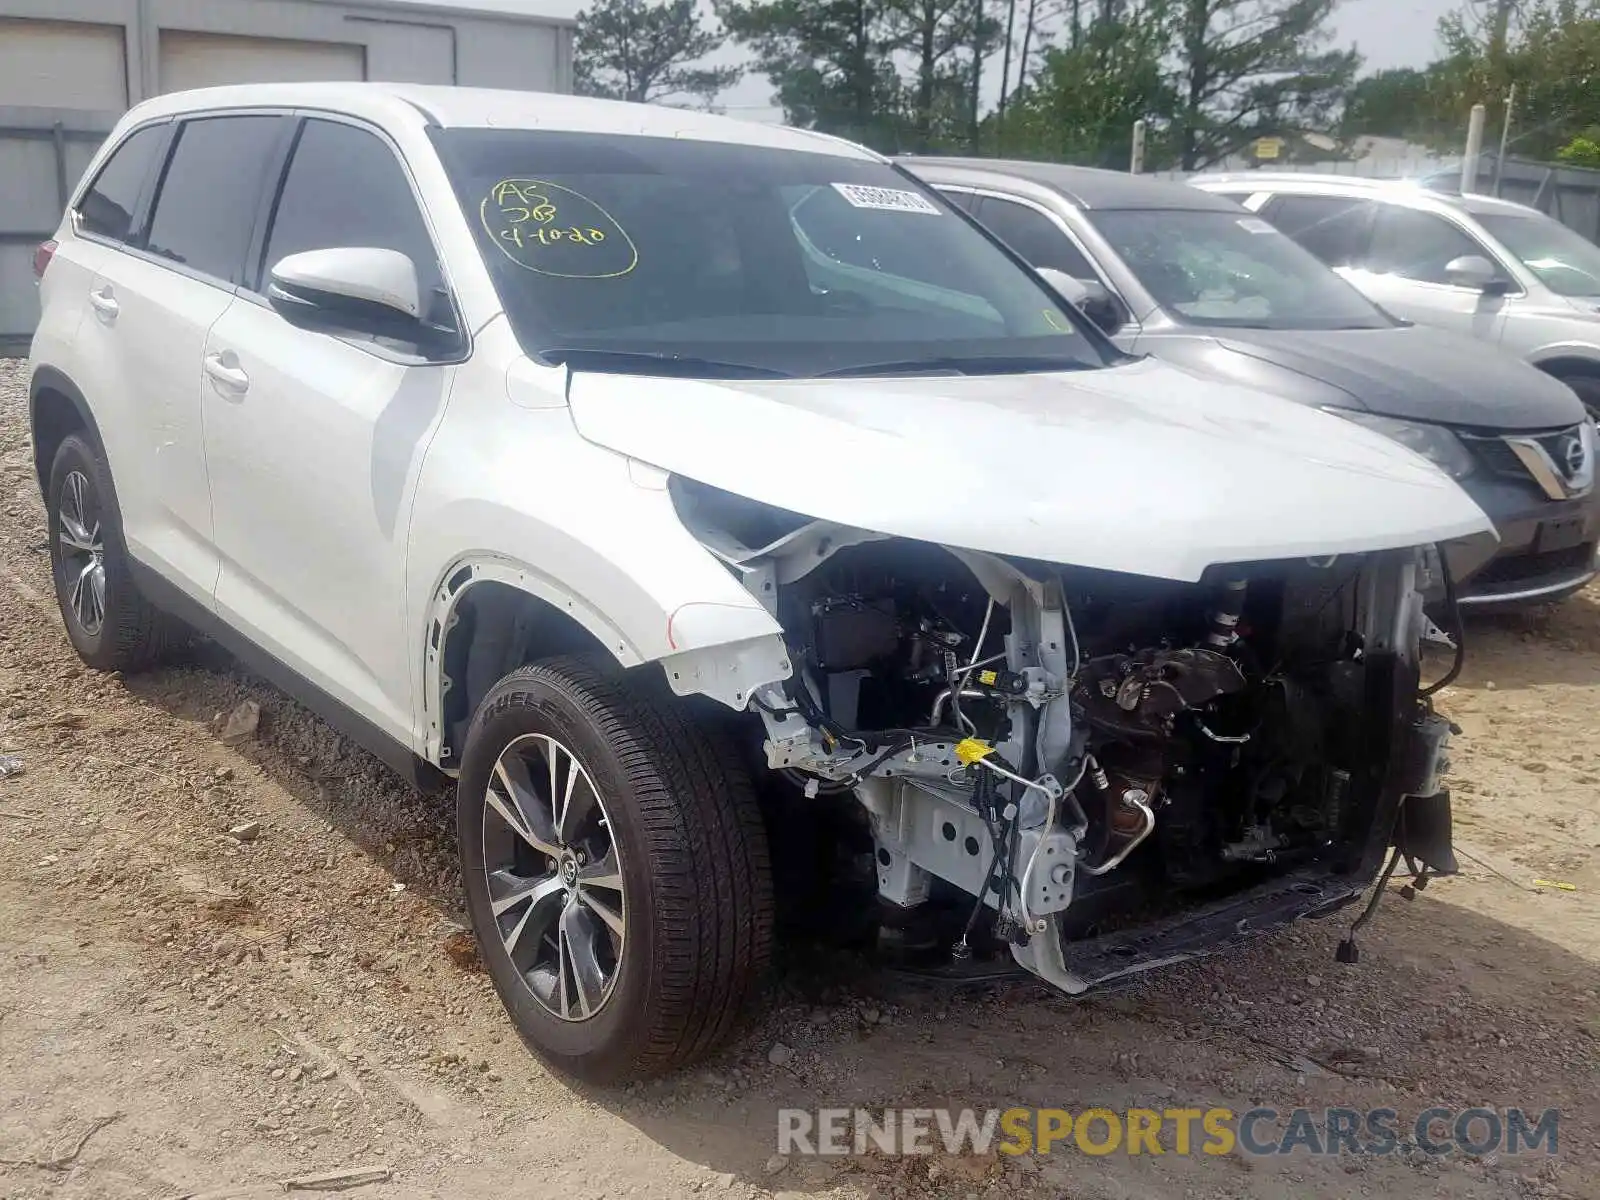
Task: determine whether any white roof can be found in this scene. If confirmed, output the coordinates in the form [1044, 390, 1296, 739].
[1191, 172, 1546, 218]
[125, 82, 880, 159]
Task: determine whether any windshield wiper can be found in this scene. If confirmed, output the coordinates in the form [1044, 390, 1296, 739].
[538, 348, 793, 379]
[817, 355, 1093, 379]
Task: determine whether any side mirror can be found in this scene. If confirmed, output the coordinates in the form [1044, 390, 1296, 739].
[1036, 267, 1124, 335]
[268, 247, 432, 342]
[1444, 254, 1502, 293]
[1035, 266, 1088, 307]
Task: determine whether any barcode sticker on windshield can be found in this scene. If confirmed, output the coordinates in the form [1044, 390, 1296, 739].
[1237, 217, 1275, 234]
[832, 183, 942, 215]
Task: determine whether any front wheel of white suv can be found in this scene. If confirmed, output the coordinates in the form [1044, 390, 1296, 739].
[456, 657, 774, 1083]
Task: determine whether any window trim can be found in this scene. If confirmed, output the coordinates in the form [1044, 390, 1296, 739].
[936, 184, 1137, 327]
[244, 109, 471, 366]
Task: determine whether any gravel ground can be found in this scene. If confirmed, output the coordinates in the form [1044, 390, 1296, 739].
[0, 356, 1596, 1200]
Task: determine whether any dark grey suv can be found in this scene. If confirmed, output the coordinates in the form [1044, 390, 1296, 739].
[900, 157, 1599, 608]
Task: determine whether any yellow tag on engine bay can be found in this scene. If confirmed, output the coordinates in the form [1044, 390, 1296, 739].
[978, 670, 999, 686]
[955, 738, 995, 765]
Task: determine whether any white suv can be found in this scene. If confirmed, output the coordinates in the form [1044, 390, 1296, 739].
[1194, 173, 1600, 420]
[31, 84, 1491, 1082]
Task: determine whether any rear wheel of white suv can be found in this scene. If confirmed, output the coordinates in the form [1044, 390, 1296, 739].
[46, 434, 185, 672]
[456, 657, 773, 1083]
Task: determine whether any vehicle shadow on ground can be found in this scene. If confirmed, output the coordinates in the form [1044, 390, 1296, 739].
[1446, 583, 1600, 691]
[117, 627, 1600, 1196]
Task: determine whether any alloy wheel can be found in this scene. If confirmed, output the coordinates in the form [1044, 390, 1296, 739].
[57, 470, 106, 636]
[481, 734, 626, 1022]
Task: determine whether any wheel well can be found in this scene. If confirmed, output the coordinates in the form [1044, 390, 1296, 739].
[1533, 356, 1600, 384]
[435, 580, 610, 767]
[30, 386, 89, 493]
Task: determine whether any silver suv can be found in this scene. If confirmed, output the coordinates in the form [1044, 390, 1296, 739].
[1192, 174, 1600, 420]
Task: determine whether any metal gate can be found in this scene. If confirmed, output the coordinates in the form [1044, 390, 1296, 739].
[0, 106, 115, 356]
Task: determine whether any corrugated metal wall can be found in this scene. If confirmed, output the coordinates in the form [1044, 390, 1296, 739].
[0, 0, 574, 352]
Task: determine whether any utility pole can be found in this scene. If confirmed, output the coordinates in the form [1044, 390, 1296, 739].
[1462, 103, 1486, 195]
[1492, 82, 1516, 196]
[1131, 119, 1146, 174]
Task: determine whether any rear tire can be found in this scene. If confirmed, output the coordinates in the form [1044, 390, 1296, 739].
[46, 433, 185, 672]
[457, 656, 773, 1083]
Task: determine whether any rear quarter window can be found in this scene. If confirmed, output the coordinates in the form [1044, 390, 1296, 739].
[77, 124, 167, 244]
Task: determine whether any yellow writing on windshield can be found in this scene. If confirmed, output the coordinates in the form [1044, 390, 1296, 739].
[480, 179, 638, 279]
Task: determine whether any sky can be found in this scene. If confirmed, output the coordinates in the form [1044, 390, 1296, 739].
[411, 0, 1462, 121]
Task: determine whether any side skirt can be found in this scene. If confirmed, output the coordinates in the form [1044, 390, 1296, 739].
[129, 562, 450, 793]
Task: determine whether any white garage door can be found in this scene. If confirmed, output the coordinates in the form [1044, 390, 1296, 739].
[0, 19, 128, 111]
[159, 32, 365, 94]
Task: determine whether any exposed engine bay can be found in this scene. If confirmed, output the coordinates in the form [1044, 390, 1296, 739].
[672, 479, 1459, 993]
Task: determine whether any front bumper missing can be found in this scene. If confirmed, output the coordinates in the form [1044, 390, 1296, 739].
[1034, 783, 1458, 992]
[1055, 868, 1367, 990]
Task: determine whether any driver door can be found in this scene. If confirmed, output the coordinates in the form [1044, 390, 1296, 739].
[1339, 203, 1510, 343]
[201, 116, 460, 746]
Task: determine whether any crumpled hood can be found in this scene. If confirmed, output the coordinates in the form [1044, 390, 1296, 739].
[566, 356, 1494, 583]
[1175, 324, 1584, 430]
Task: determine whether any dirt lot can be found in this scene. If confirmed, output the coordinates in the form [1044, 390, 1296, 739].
[0, 356, 1597, 1200]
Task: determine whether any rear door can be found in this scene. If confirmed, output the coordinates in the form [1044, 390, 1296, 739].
[200, 116, 462, 745]
[35, 121, 166, 385]
[72, 113, 290, 602]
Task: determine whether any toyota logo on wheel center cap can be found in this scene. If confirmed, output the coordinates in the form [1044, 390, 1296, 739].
[560, 856, 579, 886]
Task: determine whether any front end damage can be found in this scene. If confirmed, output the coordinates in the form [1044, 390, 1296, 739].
[672, 478, 1461, 994]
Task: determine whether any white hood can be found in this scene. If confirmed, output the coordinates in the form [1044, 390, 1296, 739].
[566, 357, 1495, 583]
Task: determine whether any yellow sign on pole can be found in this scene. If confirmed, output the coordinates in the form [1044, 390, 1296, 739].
[1254, 137, 1283, 160]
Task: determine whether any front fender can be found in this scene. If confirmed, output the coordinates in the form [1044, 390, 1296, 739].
[408, 404, 790, 756]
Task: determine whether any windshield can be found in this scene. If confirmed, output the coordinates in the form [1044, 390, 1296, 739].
[1477, 211, 1600, 297]
[1091, 208, 1391, 330]
[430, 129, 1109, 377]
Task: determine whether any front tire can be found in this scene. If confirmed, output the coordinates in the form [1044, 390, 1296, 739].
[1554, 369, 1600, 424]
[46, 433, 183, 672]
[457, 657, 774, 1083]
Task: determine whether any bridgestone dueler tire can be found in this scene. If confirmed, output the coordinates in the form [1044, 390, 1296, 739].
[46, 433, 185, 672]
[457, 656, 774, 1083]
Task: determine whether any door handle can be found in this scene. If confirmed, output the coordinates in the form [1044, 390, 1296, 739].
[203, 353, 250, 394]
[89, 287, 119, 321]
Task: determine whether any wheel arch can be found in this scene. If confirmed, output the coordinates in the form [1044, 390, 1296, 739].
[421, 556, 790, 770]
[28, 366, 104, 495]
[1527, 350, 1600, 382]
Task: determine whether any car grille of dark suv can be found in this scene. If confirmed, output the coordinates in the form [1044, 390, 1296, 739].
[1462, 425, 1592, 498]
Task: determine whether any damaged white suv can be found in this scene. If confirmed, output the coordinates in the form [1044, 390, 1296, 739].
[31, 84, 1494, 1083]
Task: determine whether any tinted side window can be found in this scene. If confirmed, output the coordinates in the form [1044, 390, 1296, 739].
[1267, 195, 1372, 267]
[1367, 206, 1505, 286]
[975, 196, 1096, 277]
[146, 116, 285, 283]
[78, 125, 166, 243]
[259, 119, 443, 297]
